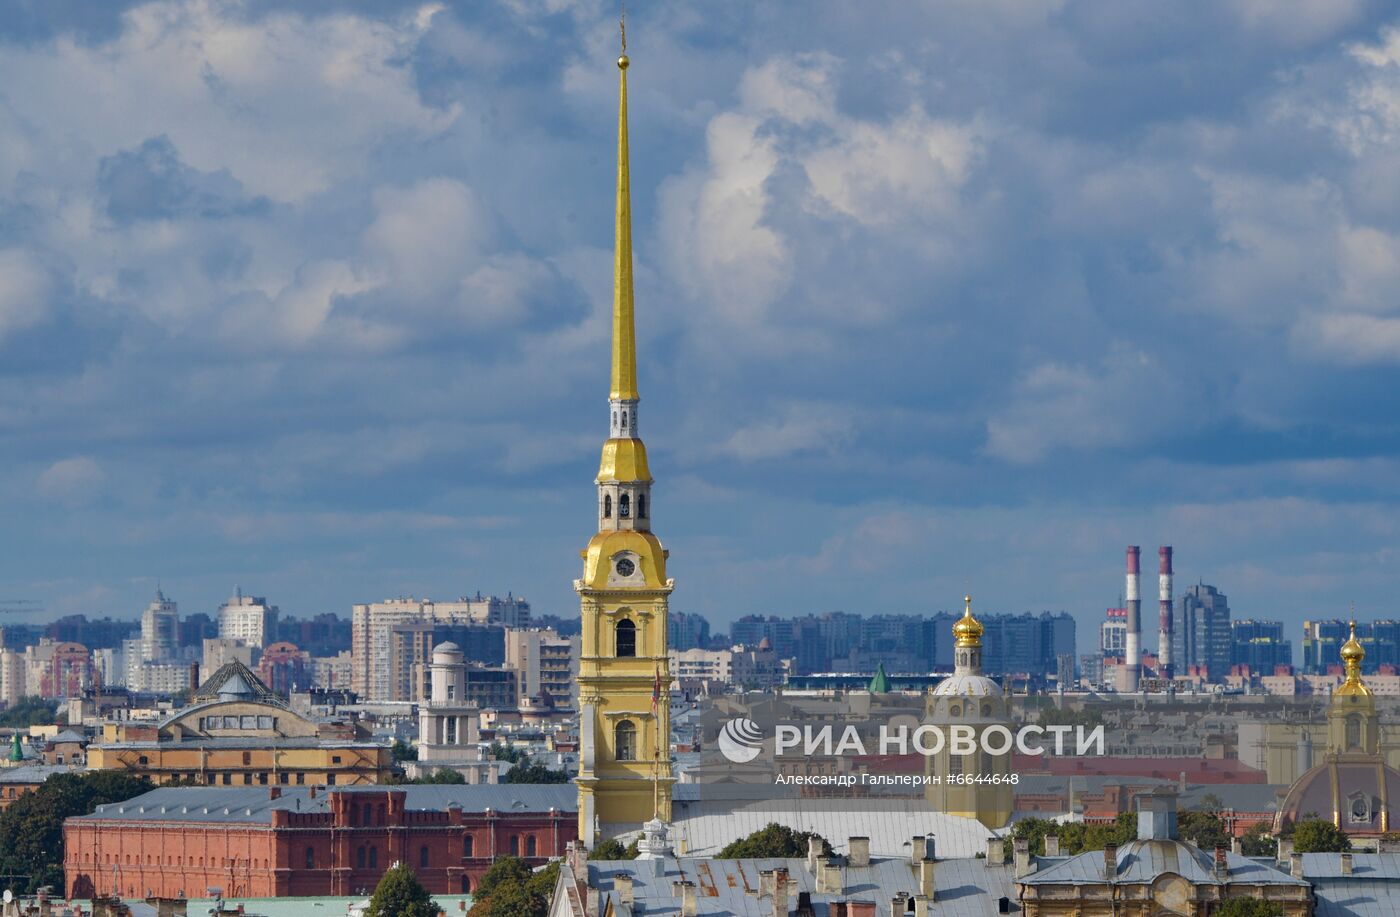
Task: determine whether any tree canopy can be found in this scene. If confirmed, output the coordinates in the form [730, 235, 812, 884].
[0, 770, 151, 892]
[502, 759, 569, 784]
[1288, 819, 1352, 853]
[468, 857, 557, 917]
[717, 823, 831, 859]
[591, 837, 640, 860]
[365, 863, 438, 917]
[0, 697, 60, 728]
[1216, 899, 1284, 917]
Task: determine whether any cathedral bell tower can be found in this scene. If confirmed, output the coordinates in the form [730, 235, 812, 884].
[574, 34, 675, 843]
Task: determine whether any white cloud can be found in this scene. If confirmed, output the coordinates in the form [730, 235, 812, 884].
[0, 250, 52, 340]
[715, 403, 853, 462]
[0, 0, 455, 202]
[37, 457, 106, 506]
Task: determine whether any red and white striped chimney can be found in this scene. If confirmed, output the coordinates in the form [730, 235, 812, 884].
[1159, 546, 1173, 680]
[1121, 546, 1141, 693]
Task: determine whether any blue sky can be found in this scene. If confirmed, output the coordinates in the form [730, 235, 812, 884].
[4, 0, 1400, 647]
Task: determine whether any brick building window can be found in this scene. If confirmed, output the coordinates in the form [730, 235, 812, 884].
[369, 848, 378, 868]
[420, 846, 429, 868]
[526, 836, 537, 857]
[357, 847, 366, 869]
[463, 835, 474, 858]
[509, 836, 519, 856]
[306, 848, 314, 869]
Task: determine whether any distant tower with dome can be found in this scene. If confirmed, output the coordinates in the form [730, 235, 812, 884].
[923, 596, 1013, 829]
[1276, 619, 1400, 836]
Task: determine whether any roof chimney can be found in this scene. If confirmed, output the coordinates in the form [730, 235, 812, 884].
[771, 869, 789, 917]
[1013, 838, 1033, 878]
[1103, 845, 1118, 881]
[1341, 853, 1353, 876]
[678, 880, 697, 917]
[985, 836, 1005, 866]
[615, 874, 633, 906]
[820, 862, 843, 896]
[1290, 853, 1304, 879]
[808, 836, 824, 874]
[913, 895, 930, 917]
[1137, 789, 1179, 841]
[1214, 845, 1228, 880]
[919, 859, 936, 901]
[1277, 838, 1294, 865]
[848, 836, 870, 868]
[1043, 835, 1060, 857]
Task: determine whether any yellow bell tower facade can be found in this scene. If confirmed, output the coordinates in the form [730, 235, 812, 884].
[575, 40, 675, 843]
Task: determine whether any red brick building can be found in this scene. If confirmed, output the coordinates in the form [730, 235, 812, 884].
[64, 784, 576, 900]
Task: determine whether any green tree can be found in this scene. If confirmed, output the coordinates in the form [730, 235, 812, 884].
[489, 742, 527, 764]
[1178, 809, 1230, 852]
[717, 824, 830, 859]
[1081, 813, 1138, 852]
[0, 697, 60, 728]
[365, 863, 438, 917]
[0, 770, 151, 892]
[391, 739, 418, 763]
[1240, 823, 1275, 857]
[1216, 899, 1284, 917]
[1290, 819, 1351, 853]
[502, 759, 569, 784]
[468, 858, 557, 917]
[592, 837, 640, 860]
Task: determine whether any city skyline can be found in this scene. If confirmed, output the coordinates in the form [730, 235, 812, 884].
[5, 2, 1400, 636]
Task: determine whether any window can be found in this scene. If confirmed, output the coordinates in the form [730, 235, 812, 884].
[357, 847, 366, 869]
[638, 494, 646, 518]
[604, 495, 612, 519]
[620, 411, 627, 429]
[222, 773, 232, 786]
[616, 619, 637, 658]
[619, 494, 630, 518]
[327, 774, 337, 785]
[306, 848, 315, 869]
[352, 804, 360, 825]
[509, 836, 519, 856]
[420, 846, 430, 868]
[296, 773, 306, 785]
[447, 684, 456, 701]
[463, 835, 475, 858]
[446, 719, 457, 744]
[526, 836, 537, 857]
[615, 720, 638, 761]
[242, 752, 252, 766]
[1348, 715, 1362, 750]
[369, 848, 378, 869]
[333, 756, 343, 764]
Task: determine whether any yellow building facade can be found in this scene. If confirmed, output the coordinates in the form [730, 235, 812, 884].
[575, 45, 674, 842]
[87, 661, 391, 787]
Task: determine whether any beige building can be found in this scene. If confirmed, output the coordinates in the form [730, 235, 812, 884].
[217, 590, 278, 649]
[350, 595, 528, 701]
[201, 637, 252, 683]
[407, 643, 494, 783]
[669, 647, 731, 683]
[506, 628, 579, 706]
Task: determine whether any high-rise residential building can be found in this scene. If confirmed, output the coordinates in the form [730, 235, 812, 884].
[140, 589, 180, 662]
[668, 612, 711, 651]
[505, 629, 579, 706]
[218, 589, 279, 649]
[258, 642, 312, 697]
[1231, 619, 1293, 672]
[1302, 619, 1400, 674]
[1172, 583, 1232, 681]
[350, 596, 527, 701]
[312, 650, 353, 691]
[202, 637, 252, 683]
[1101, 607, 1127, 655]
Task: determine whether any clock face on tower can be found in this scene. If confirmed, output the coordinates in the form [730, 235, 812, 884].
[615, 558, 636, 577]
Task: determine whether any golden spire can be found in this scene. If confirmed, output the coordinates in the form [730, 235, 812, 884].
[610, 21, 638, 402]
[953, 594, 984, 648]
[1338, 618, 1370, 696]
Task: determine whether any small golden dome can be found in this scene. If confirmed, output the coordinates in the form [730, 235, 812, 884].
[1341, 621, 1365, 663]
[953, 594, 984, 648]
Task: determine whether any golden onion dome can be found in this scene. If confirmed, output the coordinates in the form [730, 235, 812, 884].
[1337, 619, 1371, 697]
[1341, 621, 1365, 664]
[953, 594, 984, 648]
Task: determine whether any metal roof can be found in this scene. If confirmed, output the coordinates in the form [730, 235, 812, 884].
[1302, 852, 1400, 880]
[1313, 878, 1400, 917]
[78, 784, 576, 824]
[0, 763, 72, 784]
[1021, 840, 1307, 887]
[591, 855, 1018, 917]
[669, 796, 996, 860]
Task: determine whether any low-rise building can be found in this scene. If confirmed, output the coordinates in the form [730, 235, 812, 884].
[63, 784, 577, 900]
[86, 660, 391, 787]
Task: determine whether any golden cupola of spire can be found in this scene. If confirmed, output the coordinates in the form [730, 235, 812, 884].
[953, 594, 984, 648]
[1338, 619, 1371, 697]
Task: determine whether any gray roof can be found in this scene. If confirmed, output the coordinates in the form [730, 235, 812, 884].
[589, 855, 1017, 917]
[48, 730, 87, 745]
[1302, 852, 1400, 880]
[0, 763, 71, 784]
[1304, 853, 1400, 917]
[1021, 840, 1307, 887]
[77, 784, 576, 824]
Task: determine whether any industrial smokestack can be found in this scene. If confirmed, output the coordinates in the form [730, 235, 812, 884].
[1159, 546, 1173, 680]
[1120, 546, 1141, 693]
